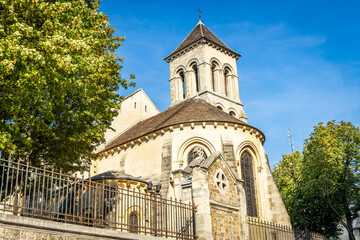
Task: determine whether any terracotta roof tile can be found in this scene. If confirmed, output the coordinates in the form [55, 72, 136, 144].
[99, 98, 264, 153]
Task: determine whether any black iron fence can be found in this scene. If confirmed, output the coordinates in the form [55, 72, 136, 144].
[0, 158, 196, 239]
[247, 217, 328, 240]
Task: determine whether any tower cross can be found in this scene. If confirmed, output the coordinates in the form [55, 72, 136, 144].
[197, 8, 202, 21]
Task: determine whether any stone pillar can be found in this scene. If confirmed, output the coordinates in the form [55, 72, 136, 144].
[213, 68, 220, 93]
[160, 138, 172, 197]
[169, 78, 176, 104]
[222, 141, 239, 177]
[170, 77, 185, 105]
[191, 166, 213, 240]
[225, 74, 233, 99]
[237, 181, 250, 240]
[185, 70, 196, 97]
[234, 75, 240, 101]
[198, 62, 211, 92]
[177, 76, 184, 101]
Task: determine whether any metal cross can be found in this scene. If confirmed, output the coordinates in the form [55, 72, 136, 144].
[197, 8, 202, 21]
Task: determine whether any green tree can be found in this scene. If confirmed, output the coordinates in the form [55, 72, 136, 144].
[0, 0, 135, 172]
[273, 151, 341, 237]
[303, 121, 360, 239]
[274, 121, 360, 239]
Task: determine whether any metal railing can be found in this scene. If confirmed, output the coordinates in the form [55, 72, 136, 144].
[0, 158, 196, 239]
[247, 217, 328, 240]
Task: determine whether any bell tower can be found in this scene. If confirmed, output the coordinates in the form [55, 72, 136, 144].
[164, 20, 247, 122]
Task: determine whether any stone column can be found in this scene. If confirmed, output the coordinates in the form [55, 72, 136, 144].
[234, 75, 240, 101]
[214, 68, 223, 95]
[177, 76, 184, 100]
[225, 74, 233, 99]
[160, 138, 172, 197]
[198, 62, 211, 92]
[191, 166, 213, 240]
[219, 69, 225, 95]
[237, 181, 250, 240]
[185, 70, 196, 97]
[170, 77, 185, 105]
[169, 78, 176, 104]
[213, 68, 219, 93]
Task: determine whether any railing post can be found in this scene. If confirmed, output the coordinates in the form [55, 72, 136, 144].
[154, 192, 157, 236]
[13, 159, 20, 215]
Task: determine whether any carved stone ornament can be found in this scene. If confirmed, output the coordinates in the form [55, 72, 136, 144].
[213, 169, 229, 194]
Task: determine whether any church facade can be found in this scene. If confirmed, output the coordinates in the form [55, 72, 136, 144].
[92, 20, 291, 239]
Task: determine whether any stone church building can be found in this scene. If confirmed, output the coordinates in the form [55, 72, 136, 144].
[92, 20, 291, 239]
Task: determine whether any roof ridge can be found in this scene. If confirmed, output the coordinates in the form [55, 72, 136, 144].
[201, 24, 231, 50]
[199, 22, 204, 37]
[164, 22, 240, 61]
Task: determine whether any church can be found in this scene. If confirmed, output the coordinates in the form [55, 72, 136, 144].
[92, 19, 291, 239]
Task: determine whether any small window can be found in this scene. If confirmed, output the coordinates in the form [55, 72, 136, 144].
[134, 102, 136, 109]
[129, 212, 139, 233]
[180, 71, 185, 99]
[224, 69, 229, 96]
[188, 147, 207, 164]
[145, 106, 147, 112]
[192, 63, 199, 93]
[217, 106, 223, 111]
[229, 111, 236, 117]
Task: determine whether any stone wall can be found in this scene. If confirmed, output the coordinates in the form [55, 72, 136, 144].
[210, 207, 240, 240]
[207, 159, 241, 240]
[0, 213, 165, 240]
[207, 160, 239, 207]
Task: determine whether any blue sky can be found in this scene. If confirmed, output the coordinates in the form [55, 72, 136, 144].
[99, 0, 360, 168]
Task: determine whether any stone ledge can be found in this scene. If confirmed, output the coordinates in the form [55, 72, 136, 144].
[209, 200, 240, 212]
[0, 213, 166, 240]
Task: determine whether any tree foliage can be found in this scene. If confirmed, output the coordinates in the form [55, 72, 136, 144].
[273, 151, 341, 237]
[0, 0, 135, 172]
[273, 121, 360, 239]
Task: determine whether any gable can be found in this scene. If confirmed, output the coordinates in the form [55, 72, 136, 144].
[100, 89, 160, 149]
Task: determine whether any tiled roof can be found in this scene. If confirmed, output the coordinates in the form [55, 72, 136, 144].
[99, 98, 264, 153]
[164, 21, 240, 60]
[91, 170, 148, 183]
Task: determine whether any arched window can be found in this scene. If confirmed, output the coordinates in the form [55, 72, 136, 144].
[241, 150, 257, 217]
[129, 212, 139, 233]
[229, 111, 236, 117]
[192, 64, 199, 93]
[217, 106, 223, 111]
[211, 64, 215, 91]
[224, 68, 230, 96]
[188, 147, 207, 164]
[179, 70, 185, 99]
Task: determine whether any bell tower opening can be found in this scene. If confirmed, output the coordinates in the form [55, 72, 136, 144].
[191, 62, 199, 93]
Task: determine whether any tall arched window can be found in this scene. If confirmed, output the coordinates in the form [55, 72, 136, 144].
[241, 150, 257, 217]
[129, 212, 139, 233]
[192, 64, 199, 93]
[224, 68, 230, 96]
[188, 147, 207, 164]
[179, 70, 185, 99]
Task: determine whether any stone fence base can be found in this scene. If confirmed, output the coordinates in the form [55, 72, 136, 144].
[0, 213, 166, 240]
